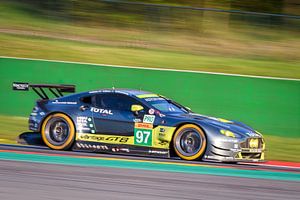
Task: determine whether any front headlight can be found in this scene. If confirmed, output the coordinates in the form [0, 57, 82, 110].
[220, 129, 236, 138]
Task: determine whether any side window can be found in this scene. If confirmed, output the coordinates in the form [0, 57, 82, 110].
[94, 93, 141, 111]
[80, 96, 92, 104]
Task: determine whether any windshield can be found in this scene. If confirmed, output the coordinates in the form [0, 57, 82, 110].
[143, 96, 189, 114]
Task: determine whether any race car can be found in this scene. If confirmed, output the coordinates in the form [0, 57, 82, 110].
[13, 82, 265, 162]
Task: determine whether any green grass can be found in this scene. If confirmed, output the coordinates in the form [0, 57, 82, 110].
[0, 2, 300, 78]
[1, 33, 300, 79]
[0, 115, 299, 162]
[0, 115, 28, 144]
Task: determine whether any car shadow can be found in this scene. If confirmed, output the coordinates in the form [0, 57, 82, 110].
[17, 132, 45, 146]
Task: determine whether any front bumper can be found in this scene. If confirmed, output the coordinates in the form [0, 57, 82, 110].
[204, 137, 265, 162]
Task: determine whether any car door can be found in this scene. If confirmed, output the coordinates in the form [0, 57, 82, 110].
[91, 93, 144, 136]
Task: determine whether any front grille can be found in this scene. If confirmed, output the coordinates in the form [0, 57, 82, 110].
[240, 138, 264, 149]
[241, 153, 262, 159]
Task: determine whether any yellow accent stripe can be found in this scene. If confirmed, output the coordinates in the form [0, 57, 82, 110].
[76, 132, 134, 145]
[136, 94, 158, 98]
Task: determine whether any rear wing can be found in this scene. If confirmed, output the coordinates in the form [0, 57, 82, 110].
[12, 82, 75, 99]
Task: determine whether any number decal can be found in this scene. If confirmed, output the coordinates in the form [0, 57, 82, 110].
[134, 129, 152, 146]
[135, 130, 144, 143]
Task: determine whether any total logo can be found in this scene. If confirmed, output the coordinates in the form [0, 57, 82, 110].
[91, 107, 113, 115]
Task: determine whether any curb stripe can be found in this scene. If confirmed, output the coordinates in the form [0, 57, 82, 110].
[0, 150, 299, 182]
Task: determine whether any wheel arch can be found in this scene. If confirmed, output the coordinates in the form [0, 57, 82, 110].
[38, 111, 76, 133]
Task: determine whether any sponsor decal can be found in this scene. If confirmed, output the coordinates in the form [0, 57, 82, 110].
[134, 123, 153, 146]
[144, 97, 164, 102]
[76, 142, 108, 150]
[148, 108, 155, 115]
[77, 133, 132, 144]
[77, 116, 88, 126]
[143, 115, 155, 124]
[12, 82, 29, 91]
[152, 126, 176, 149]
[76, 117, 95, 133]
[148, 150, 168, 155]
[133, 118, 142, 123]
[91, 107, 113, 115]
[135, 123, 153, 129]
[218, 138, 238, 143]
[52, 100, 77, 105]
[134, 128, 152, 146]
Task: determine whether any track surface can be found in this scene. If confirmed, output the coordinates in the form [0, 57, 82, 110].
[0, 144, 299, 200]
[1, 160, 300, 200]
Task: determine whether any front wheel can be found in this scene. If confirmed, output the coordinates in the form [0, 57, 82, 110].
[173, 124, 206, 161]
[41, 113, 75, 150]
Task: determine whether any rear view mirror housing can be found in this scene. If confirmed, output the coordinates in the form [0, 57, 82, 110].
[131, 105, 144, 112]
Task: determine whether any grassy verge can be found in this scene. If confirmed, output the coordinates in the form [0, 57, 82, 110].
[0, 115, 28, 144]
[0, 115, 299, 162]
[1, 33, 300, 79]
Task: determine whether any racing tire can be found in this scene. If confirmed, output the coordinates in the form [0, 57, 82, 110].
[41, 113, 75, 150]
[173, 124, 206, 161]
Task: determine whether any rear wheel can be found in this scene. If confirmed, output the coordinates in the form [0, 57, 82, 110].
[41, 113, 75, 150]
[173, 124, 206, 161]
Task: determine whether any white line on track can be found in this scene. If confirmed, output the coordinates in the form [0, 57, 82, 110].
[0, 55, 299, 81]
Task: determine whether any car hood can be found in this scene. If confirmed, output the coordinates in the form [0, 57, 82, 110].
[169, 112, 262, 138]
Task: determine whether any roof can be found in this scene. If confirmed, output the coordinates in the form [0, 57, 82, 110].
[87, 88, 156, 97]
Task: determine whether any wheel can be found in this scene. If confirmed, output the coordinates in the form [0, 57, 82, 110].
[173, 124, 206, 161]
[41, 113, 75, 150]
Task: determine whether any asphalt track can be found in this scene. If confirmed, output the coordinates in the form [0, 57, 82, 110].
[0, 144, 299, 200]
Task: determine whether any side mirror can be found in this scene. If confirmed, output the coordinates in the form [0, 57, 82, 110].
[131, 105, 144, 112]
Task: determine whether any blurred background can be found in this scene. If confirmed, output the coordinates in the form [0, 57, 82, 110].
[1, 0, 300, 78]
[0, 0, 299, 162]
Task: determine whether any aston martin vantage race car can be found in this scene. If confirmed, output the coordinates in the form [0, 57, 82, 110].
[13, 82, 265, 162]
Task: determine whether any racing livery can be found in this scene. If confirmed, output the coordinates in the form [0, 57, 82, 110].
[13, 82, 265, 162]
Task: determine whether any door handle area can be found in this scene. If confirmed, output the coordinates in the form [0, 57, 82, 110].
[80, 105, 90, 111]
